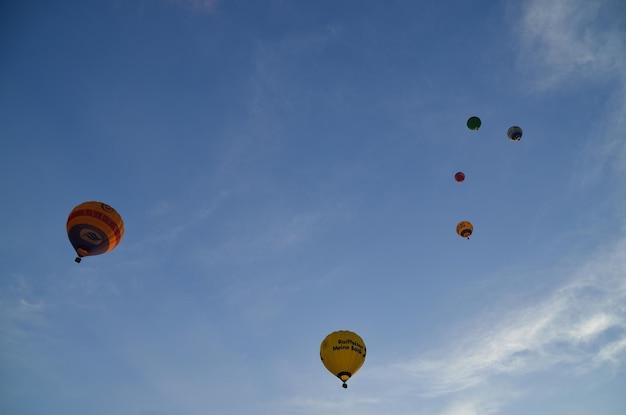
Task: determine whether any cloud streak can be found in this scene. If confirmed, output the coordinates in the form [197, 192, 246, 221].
[514, 0, 626, 227]
[361, 235, 626, 415]
[516, 0, 626, 90]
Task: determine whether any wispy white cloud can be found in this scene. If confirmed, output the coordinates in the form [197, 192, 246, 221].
[137, 194, 225, 248]
[0, 275, 48, 331]
[439, 399, 501, 415]
[514, 0, 626, 224]
[284, 394, 382, 413]
[189, 209, 322, 271]
[0, 277, 51, 370]
[19, 298, 45, 309]
[569, 312, 615, 342]
[147, 200, 172, 217]
[361, 235, 626, 415]
[258, 212, 320, 251]
[592, 337, 626, 366]
[516, 0, 626, 90]
[592, 86, 626, 182]
[0, 298, 48, 335]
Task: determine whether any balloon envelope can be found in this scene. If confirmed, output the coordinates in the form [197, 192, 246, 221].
[466, 116, 481, 130]
[320, 330, 366, 388]
[67, 201, 124, 262]
[507, 126, 523, 141]
[456, 220, 473, 239]
[454, 172, 465, 182]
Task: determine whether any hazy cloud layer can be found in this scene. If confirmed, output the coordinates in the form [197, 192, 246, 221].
[516, 0, 626, 89]
[401, 239, 626, 392]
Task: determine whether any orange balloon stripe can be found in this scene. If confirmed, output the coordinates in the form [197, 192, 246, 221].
[67, 209, 123, 239]
[67, 209, 123, 250]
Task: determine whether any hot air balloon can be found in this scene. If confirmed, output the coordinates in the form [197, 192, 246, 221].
[466, 116, 481, 131]
[507, 126, 523, 141]
[320, 330, 366, 388]
[67, 201, 124, 263]
[454, 172, 465, 183]
[456, 220, 473, 239]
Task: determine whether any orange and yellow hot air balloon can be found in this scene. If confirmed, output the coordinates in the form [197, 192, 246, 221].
[320, 330, 366, 388]
[456, 220, 473, 239]
[67, 201, 124, 263]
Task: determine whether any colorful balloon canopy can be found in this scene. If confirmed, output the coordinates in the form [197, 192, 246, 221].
[466, 116, 481, 130]
[454, 171, 465, 182]
[67, 201, 125, 263]
[320, 330, 366, 388]
[456, 220, 473, 239]
[507, 126, 523, 141]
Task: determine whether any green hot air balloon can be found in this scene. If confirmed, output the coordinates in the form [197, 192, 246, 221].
[466, 116, 481, 131]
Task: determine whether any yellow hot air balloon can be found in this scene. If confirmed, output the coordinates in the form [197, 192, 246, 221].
[456, 220, 473, 239]
[320, 330, 366, 388]
[67, 201, 125, 263]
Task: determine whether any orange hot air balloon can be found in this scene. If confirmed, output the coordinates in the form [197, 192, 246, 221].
[456, 220, 473, 239]
[67, 201, 124, 263]
[320, 330, 366, 388]
[454, 172, 465, 182]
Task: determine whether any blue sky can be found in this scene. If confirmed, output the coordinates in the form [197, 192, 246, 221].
[1, 0, 626, 414]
